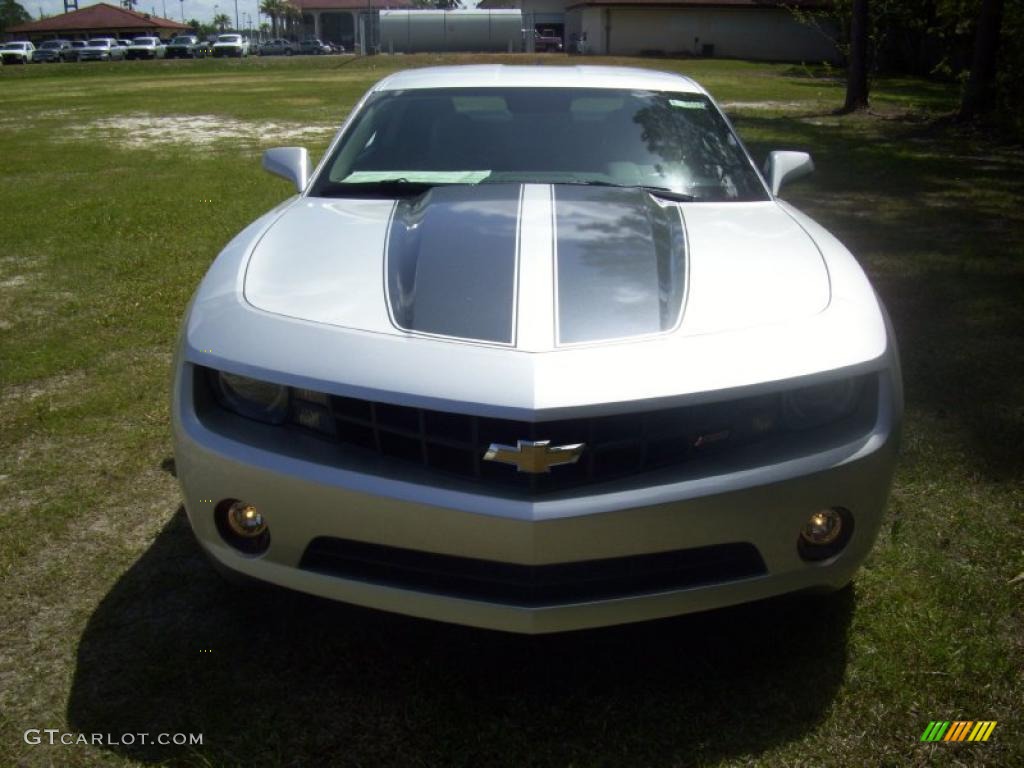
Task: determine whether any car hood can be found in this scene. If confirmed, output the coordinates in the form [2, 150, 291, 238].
[244, 184, 829, 352]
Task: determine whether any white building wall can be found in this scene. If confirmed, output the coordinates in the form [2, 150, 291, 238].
[598, 7, 838, 62]
[579, 7, 605, 54]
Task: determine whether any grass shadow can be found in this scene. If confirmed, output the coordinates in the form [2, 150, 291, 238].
[67, 508, 854, 767]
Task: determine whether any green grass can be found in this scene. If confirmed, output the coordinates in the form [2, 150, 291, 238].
[1, 54, 1021, 767]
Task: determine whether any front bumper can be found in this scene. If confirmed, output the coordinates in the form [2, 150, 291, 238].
[173, 361, 900, 633]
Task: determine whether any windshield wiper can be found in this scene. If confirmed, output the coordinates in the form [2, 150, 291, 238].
[318, 179, 442, 198]
[550, 180, 696, 202]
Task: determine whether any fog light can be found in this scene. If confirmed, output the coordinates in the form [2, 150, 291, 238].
[797, 506, 853, 562]
[215, 498, 270, 555]
[227, 501, 267, 538]
[801, 508, 843, 546]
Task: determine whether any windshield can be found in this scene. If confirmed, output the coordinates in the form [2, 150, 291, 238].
[312, 87, 767, 202]
[4, 43, 28, 49]
[134, 38, 157, 45]
[171, 37, 192, 44]
[87, 40, 110, 47]
[218, 35, 241, 43]
[41, 41, 62, 49]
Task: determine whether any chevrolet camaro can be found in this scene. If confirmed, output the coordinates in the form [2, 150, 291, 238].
[172, 66, 902, 633]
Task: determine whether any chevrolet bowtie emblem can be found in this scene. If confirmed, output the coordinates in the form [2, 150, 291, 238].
[483, 440, 585, 474]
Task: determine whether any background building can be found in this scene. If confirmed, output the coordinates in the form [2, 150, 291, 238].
[294, 0, 414, 53]
[484, 0, 839, 61]
[6, 3, 189, 41]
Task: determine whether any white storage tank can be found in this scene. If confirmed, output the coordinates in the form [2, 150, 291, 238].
[380, 10, 523, 53]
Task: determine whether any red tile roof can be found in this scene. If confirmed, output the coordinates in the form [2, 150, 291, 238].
[8, 2, 189, 34]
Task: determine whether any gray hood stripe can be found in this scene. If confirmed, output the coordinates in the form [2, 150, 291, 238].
[554, 185, 687, 345]
[385, 183, 522, 344]
[385, 183, 686, 348]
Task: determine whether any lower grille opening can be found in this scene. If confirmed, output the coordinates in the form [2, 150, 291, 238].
[299, 538, 767, 607]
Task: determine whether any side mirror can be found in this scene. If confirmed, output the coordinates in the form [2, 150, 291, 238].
[764, 151, 814, 196]
[262, 147, 311, 193]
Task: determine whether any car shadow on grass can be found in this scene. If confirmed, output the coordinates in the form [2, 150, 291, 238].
[67, 506, 853, 767]
[743, 116, 1024, 484]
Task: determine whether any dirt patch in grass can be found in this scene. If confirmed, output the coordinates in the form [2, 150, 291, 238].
[70, 114, 335, 150]
[721, 100, 809, 111]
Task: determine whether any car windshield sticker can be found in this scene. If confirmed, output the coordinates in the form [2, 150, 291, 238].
[344, 171, 491, 185]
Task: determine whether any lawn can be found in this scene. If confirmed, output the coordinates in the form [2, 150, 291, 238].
[0, 54, 1021, 767]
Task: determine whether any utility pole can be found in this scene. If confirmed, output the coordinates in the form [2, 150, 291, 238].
[234, 0, 239, 32]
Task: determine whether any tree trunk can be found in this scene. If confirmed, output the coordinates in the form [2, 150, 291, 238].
[843, 0, 870, 112]
[959, 0, 1004, 120]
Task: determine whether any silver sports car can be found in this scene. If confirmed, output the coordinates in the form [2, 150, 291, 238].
[172, 66, 902, 633]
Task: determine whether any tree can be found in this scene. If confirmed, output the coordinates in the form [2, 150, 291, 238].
[213, 12, 230, 31]
[412, 0, 462, 8]
[0, 0, 31, 32]
[187, 16, 201, 30]
[260, 0, 282, 37]
[283, 1, 302, 38]
[843, 0, 871, 111]
[959, 0, 1005, 119]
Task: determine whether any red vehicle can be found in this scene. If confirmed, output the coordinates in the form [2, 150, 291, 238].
[533, 28, 563, 53]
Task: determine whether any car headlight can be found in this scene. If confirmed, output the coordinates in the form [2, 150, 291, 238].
[211, 370, 289, 424]
[781, 377, 862, 430]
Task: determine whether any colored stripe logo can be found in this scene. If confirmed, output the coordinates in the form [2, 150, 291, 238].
[920, 721, 997, 742]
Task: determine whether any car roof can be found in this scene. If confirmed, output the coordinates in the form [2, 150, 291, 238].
[373, 65, 705, 95]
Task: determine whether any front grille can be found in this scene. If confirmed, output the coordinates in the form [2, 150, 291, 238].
[288, 388, 788, 494]
[300, 538, 767, 607]
[203, 368, 872, 495]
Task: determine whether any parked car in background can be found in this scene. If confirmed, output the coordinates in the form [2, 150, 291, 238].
[259, 38, 295, 56]
[299, 38, 331, 55]
[78, 38, 125, 61]
[212, 34, 249, 57]
[165, 35, 204, 59]
[117, 39, 133, 49]
[1, 41, 35, 64]
[172, 66, 903, 634]
[533, 28, 563, 52]
[195, 38, 214, 57]
[61, 40, 88, 61]
[32, 40, 72, 63]
[126, 36, 165, 60]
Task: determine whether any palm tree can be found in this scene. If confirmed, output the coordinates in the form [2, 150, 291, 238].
[259, 0, 282, 38]
[213, 12, 230, 31]
[282, 1, 302, 38]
